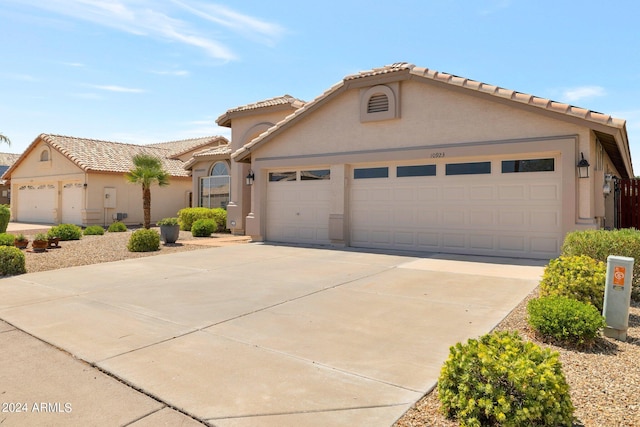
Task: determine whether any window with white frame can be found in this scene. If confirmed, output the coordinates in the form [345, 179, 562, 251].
[199, 161, 230, 209]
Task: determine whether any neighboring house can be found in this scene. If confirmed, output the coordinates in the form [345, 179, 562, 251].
[0, 153, 20, 205]
[220, 63, 633, 260]
[2, 134, 228, 226]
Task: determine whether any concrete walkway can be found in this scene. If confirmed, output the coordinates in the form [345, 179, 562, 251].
[0, 244, 545, 426]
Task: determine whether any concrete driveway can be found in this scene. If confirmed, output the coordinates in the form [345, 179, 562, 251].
[0, 244, 544, 426]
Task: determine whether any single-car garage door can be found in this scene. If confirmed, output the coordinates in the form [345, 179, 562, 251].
[62, 182, 84, 225]
[266, 169, 331, 245]
[16, 184, 57, 223]
[350, 157, 562, 259]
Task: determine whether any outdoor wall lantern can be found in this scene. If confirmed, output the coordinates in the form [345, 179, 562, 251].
[577, 153, 590, 178]
[245, 170, 255, 186]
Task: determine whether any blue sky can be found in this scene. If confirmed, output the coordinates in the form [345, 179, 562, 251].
[1, 0, 640, 170]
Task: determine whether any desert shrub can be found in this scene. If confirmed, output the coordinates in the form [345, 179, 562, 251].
[562, 229, 640, 302]
[48, 224, 82, 241]
[191, 218, 216, 237]
[107, 221, 128, 232]
[0, 246, 26, 276]
[0, 204, 10, 233]
[528, 296, 606, 345]
[177, 207, 227, 232]
[438, 331, 574, 427]
[540, 255, 606, 311]
[83, 225, 105, 236]
[127, 229, 160, 252]
[0, 233, 15, 246]
[156, 217, 179, 226]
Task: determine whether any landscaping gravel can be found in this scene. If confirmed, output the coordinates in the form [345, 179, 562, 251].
[395, 288, 640, 427]
[19, 229, 216, 273]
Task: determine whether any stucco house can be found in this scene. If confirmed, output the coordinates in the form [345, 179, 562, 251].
[2, 134, 229, 226]
[220, 63, 633, 260]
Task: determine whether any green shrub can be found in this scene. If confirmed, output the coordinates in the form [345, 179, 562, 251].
[0, 233, 15, 246]
[48, 224, 82, 241]
[156, 217, 179, 226]
[528, 296, 606, 345]
[0, 204, 10, 233]
[438, 331, 574, 427]
[177, 207, 227, 232]
[540, 255, 606, 311]
[107, 221, 128, 232]
[127, 229, 160, 252]
[83, 225, 105, 236]
[191, 218, 216, 237]
[562, 229, 640, 302]
[0, 246, 26, 276]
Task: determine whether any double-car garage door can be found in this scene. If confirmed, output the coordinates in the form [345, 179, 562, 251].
[265, 156, 562, 259]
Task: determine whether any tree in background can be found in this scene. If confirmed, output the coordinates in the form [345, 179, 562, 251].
[125, 154, 170, 229]
[0, 133, 10, 144]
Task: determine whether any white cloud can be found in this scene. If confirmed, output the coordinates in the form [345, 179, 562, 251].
[13, 0, 284, 60]
[171, 0, 285, 46]
[89, 84, 145, 93]
[71, 92, 103, 99]
[2, 73, 39, 82]
[479, 0, 511, 16]
[562, 86, 606, 103]
[151, 69, 190, 77]
[62, 62, 86, 67]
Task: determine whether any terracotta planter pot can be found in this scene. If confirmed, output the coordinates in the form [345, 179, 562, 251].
[14, 239, 29, 250]
[32, 240, 48, 253]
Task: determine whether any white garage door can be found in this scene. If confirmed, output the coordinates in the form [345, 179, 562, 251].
[62, 182, 84, 225]
[16, 184, 57, 223]
[350, 157, 562, 259]
[266, 169, 331, 245]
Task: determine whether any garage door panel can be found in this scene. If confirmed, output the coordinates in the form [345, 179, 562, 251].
[530, 184, 559, 200]
[469, 234, 495, 250]
[499, 185, 526, 200]
[470, 186, 494, 200]
[531, 236, 560, 254]
[470, 211, 494, 226]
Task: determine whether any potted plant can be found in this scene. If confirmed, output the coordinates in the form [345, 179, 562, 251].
[32, 233, 48, 253]
[14, 233, 29, 249]
[157, 217, 180, 244]
[47, 231, 60, 248]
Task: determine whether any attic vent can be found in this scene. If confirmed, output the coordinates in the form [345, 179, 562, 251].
[367, 94, 389, 113]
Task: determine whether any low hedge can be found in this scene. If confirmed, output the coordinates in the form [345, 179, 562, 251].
[83, 225, 105, 236]
[0, 246, 26, 276]
[528, 296, 606, 346]
[127, 229, 160, 252]
[540, 255, 606, 311]
[562, 229, 640, 301]
[107, 221, 128, 232]
[48, 224, 82, 241]
[177, 207, 227, 232]
[0, 233, 15, 246]
[191, 219, 216, 237]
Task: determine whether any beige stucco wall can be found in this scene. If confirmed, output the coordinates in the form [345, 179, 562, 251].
[85, 173, 191, 226]
[242, 79, 602, 244]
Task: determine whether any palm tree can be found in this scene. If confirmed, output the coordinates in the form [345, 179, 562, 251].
[0, 133, 10, 145]
[125, 154, 170, 229]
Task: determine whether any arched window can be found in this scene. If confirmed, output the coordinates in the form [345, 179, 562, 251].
[40, 150, 49, 162]
[200, 161, 230, 209]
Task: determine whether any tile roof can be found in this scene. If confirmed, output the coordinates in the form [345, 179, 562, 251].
[0, 152, 20, 167]
[183, 145, 232, 170]
[146, 136, 227, 158]
[3, 134, 228, 180]
[217, 95, 305, 127]
[233, 63, 630, 170]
